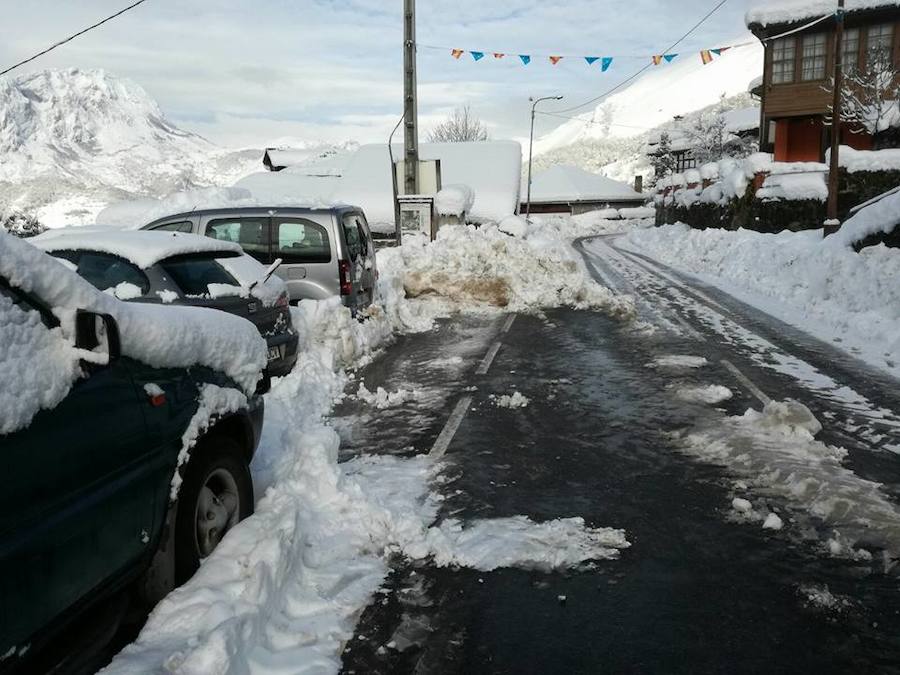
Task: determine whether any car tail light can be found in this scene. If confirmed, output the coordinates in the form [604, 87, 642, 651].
[339, 260, 352, 296]
[275, 292, 289, 308]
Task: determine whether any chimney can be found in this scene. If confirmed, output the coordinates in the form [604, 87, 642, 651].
[634, 175, 643, 193]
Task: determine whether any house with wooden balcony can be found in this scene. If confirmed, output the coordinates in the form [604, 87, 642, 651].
[747, 1, 900, 162]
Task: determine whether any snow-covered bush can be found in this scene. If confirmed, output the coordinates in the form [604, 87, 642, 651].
[1, 209, 45, 238]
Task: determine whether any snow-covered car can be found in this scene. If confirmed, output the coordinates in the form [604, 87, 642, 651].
[141, 206, 378, 312]
[0, 230, 269, 671]
[32, 229, 299, 377]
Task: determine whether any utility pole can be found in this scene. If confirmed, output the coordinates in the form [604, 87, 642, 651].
[826, 0, 846, 235]
[403, 0, 419, 196]
[525, 95, 563, 222]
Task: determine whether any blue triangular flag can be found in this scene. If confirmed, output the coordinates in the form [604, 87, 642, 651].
[601, 57, 613, 72]
[519, 54, 531, 65]
[711, 48, 722, 56]
[471, 51, 485, 61]
[664, 53, 678, 62]
[585, 56, 600, 65]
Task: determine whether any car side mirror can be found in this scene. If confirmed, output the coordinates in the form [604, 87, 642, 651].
[75, 311, 121, 364]
[255, 369, 272, 396]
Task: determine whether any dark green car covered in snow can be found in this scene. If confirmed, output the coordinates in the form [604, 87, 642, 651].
[0, 232, 269, 672]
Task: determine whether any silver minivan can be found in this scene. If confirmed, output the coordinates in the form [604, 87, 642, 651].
[142, 206, 378, 311]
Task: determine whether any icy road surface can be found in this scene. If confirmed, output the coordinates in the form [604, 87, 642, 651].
[337, 237, 900, 674]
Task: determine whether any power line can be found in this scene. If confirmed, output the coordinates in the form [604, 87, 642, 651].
[0, 0, 151, 78]
[553, 0, 732, 115]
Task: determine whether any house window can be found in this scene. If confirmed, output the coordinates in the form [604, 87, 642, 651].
[772, 37, 796, 84]
[674, 151, 696, 172]
[866, 23, 894, 64]
[801, 33, 828, 81]
[842, 27, 861, 74]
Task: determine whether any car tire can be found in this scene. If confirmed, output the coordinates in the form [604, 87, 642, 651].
[172, 434, 253, 585]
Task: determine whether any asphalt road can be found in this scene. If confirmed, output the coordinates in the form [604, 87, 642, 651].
[336, 235, 900, 675]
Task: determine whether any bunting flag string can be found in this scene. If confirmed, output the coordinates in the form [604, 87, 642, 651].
[421, 39, 753, 71]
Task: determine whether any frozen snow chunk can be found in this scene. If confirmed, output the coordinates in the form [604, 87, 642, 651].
[424, 516, 630, 572]
[676, 385, 733, 404]
[762, 513, 784, 530]
[156, 289, 178, 304]
[732, 497, 753, 514]
[355, 383, 421, 409]
[649, 355, 709, 369]
[740, 399, 822, 440]
[491, 391, 530, 409]
[110, 281, 143, 300]
[498, 215, 528, 238]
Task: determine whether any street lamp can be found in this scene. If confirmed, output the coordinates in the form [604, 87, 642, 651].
[526, 95, 563, 222]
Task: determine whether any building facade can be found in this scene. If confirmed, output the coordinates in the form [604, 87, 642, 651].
[748, 5, 900, 162]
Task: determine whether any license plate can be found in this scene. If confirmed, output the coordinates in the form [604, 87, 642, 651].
[267, 346, 281, 361]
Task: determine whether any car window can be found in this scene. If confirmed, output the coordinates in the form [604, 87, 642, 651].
[159, 253, 240, 296]
[206, 218, 270, 263]
[61, 251, 150, 296]
[151, 221, 194, 233]
[274, 219, 331, 264]
[341, 215, 365, 259]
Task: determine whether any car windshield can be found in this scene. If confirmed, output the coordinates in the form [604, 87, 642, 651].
[159, 253, 241, 296]
[51, 250, 150, 297]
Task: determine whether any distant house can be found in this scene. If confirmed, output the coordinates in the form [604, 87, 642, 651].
[523, 165, 646, 214]
[239, 141, 522, 232]
[646, 107, 761, 172]
[747, 1, 900, 162]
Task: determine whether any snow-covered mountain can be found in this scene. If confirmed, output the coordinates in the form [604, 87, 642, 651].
[534, 40, 764, 156]
[0, 69, 349, 226]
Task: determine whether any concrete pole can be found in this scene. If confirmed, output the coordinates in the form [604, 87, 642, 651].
[826, 0, 846, 234]
[525, 95, 563, 222]
[403, 0, 419, 196]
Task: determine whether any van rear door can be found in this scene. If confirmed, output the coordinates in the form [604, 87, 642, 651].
[340, 213, 376, 309]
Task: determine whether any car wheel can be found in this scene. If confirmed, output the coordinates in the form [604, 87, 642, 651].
[173, 435, 253, 585]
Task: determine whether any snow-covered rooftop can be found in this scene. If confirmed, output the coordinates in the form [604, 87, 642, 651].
[526, 165, 645, 204]
[32, 230, 242, 269]
[746, 0, 900, 27]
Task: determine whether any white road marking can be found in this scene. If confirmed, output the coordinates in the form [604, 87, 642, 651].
[721, 359, 772, 406]
[502, 314, 516, 333]
[429, 396, 473, 459]
[476, 341, 502, 375]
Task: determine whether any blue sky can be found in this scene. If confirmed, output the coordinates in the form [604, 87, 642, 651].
[0, 0, 754, 148]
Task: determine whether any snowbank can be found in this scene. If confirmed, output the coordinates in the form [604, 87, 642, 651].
[831, 146, 900, 174]
[624, 224, 900, 377]
[384, 223, 634, 316]
[830, 187, 900, 248]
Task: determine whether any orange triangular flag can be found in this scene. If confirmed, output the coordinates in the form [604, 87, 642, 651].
[451, 49, 464, 59]
[549, 56, 563, 65]
[493, 52, 505, 59]
[652, 55, 663, 65]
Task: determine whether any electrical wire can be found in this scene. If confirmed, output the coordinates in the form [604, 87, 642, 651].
[0, 0, 151, 77]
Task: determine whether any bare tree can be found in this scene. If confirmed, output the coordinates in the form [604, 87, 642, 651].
[836, 49, 900, 135]
[428, 105, 489, 143]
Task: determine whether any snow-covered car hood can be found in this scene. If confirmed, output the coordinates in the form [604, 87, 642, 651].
[0, 232, 267, 434]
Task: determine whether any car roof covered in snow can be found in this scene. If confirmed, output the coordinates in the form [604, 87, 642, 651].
[32, 229, 243, 269]
[746, 0, 900, 27]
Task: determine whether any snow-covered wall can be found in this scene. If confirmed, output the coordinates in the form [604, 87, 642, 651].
[746, 1, 900, 27]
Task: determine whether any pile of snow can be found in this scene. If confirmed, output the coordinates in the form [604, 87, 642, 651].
[757, 172, 828, 202]
[677, 385, 733, 404]
[0, 232, 267, 434]
[435, 184, 475, 216]
[623, 224, 900, 377]
[105, 214, 631, 672]
[492, 391, 531, 409]
[832, 146, 900, 173]
[831, 186, 900, 247]
[746, 0, 900, 27]
[382, 223, 634, 316]
[354, 382, 422, 409]
[681, 399, 900, 558]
